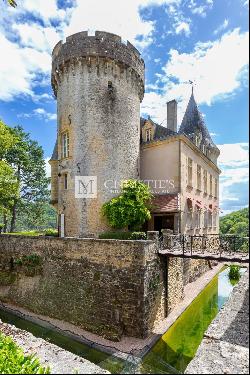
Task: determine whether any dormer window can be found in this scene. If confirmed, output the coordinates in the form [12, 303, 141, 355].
[146, 129, 152, 142]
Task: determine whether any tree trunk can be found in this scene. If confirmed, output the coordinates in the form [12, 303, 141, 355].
[3, 213, 8, 233]
[10, 201, 17, 233]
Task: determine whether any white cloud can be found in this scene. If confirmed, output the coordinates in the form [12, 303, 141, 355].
[13, 23, 61, 52]
[0, 0, 184, 102]
[188, 0, 213, 17]
[217, 143, 249, 212]
[175, 21, 191, 36]
[213, 19, 229, 35]
[18, 108, 56, 121]
[142, 28, 249, 124]
[0, 34, 51, 101]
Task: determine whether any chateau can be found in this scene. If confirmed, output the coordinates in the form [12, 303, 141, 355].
[49, 31, 221, 237]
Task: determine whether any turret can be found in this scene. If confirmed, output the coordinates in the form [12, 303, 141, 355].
[50, 31, 145, 237]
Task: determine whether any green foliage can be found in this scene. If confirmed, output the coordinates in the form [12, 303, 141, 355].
[1, 125, 51, 232]
[220, 207, 249, 237]
[129, 231, 147, 240]
[99, 231, 132, 240]
[228, 265, 241, 281]
[0, 120, 17, 159]
[0, 333, 50, 374]
[14, 254, 42, 267]
[43, 228, 58, 237]
[102, 180, 152, 230]
[99, 231, 146, 240]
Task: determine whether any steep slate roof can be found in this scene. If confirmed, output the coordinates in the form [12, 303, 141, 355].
[50, 140, 58, 161]
[140, 117, 177, 143]
[178, 91, 218, 151]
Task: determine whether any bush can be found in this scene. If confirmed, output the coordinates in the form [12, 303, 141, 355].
[228, 265, 241, 280]
[99, 231, 147, 240]
[99, 231, 132, 240]
[0, 333, 50, 374]
[102, 179, 152, 231]
[0, 223, 4, 233]
[43, 229, 58, 237]
[129, 232, 147, 240]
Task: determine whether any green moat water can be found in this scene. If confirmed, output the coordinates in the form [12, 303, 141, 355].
[0, 267, 245, 374]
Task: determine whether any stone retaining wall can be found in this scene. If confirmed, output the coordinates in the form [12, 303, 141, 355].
[0, 235, 161, 341]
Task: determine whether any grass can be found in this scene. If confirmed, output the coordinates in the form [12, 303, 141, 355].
[0, 332, 50, 374]
[1, 229, 58, 237]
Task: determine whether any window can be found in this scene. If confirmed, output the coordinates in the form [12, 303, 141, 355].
[214, 178, 218, 198]
[209, 174, 213, 196]
[62, 132, 69, 159]
[213, 211, 218, 228]
[197, 165, 201, 190]
[208, 211, 213, 227]
[64, 174, 68, 190]
[194, 207, 201, 228]
[204, 210, 208, 228]
[146, 129, 151, 142]
[203, 170, 208, 194]
[187, 158, 193, 186]
[187, 209, 193, 229]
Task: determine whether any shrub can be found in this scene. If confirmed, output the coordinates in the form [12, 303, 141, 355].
[102, 179, 152, 231]
[43, 229, 58, 237]
[98, 231, 147, 240]
[129, 232, 147, 240]
[228, 265, 241, 280]
[0, 333, 50, 374]
[0, 223, 4, 233]
[99, 231, 132, 240]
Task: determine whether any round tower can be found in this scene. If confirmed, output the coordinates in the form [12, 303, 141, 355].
[51, 31, 145, 237]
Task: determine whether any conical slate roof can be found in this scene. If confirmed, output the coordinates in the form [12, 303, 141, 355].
[178, 91, 219, 162]
[50, 140, 58, 161]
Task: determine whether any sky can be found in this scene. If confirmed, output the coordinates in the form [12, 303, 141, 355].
[0, 0, 249, 215]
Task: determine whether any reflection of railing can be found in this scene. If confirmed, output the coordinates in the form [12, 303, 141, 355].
[159, 232, 249, 260]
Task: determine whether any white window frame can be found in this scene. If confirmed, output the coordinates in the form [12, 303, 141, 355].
[188, 158, 193, 187]
[197, 165, 201, 190]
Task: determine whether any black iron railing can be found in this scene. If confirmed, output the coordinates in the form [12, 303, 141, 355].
[159, 233, 249, 258]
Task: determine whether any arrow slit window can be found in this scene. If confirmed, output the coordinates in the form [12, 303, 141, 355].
[62, 132, 69, 159]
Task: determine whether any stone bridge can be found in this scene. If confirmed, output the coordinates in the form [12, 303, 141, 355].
[149, 230, 249, 263]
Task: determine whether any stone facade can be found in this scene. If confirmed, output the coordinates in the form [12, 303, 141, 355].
[0, 235, 162, 341]
[50, 31, 145, 237]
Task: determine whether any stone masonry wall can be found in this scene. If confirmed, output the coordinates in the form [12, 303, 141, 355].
[0, 235, 162, 341]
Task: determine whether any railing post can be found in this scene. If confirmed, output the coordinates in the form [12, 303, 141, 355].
[162, 229, 174, 251]
[182, 235, 185, 256]
[191, 236, 193, 256]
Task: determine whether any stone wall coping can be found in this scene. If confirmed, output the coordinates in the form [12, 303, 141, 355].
[0, 234, 153, 245]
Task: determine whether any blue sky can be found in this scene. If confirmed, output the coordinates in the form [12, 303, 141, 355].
[0, 0, 249, 215]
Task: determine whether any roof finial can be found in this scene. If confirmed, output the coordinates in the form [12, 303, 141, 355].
[189, 80, 194, 95]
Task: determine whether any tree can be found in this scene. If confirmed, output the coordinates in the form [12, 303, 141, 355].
[102, 179, 152, 230]
[220, 207, 249, 237]
[0, 120, 19, 230]
[5, 126, 50, 232]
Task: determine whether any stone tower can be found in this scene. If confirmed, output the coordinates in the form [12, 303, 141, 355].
[50, 31, 145, 237]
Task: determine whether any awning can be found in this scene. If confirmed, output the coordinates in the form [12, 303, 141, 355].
[151, 194, 179, 213]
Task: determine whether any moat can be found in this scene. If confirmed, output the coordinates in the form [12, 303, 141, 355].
[0, 266, 246, 374]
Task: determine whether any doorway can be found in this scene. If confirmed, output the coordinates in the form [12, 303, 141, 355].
[154, 215, 174, 233]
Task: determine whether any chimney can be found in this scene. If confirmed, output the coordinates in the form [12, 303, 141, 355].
[167, 100, 177, 132]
